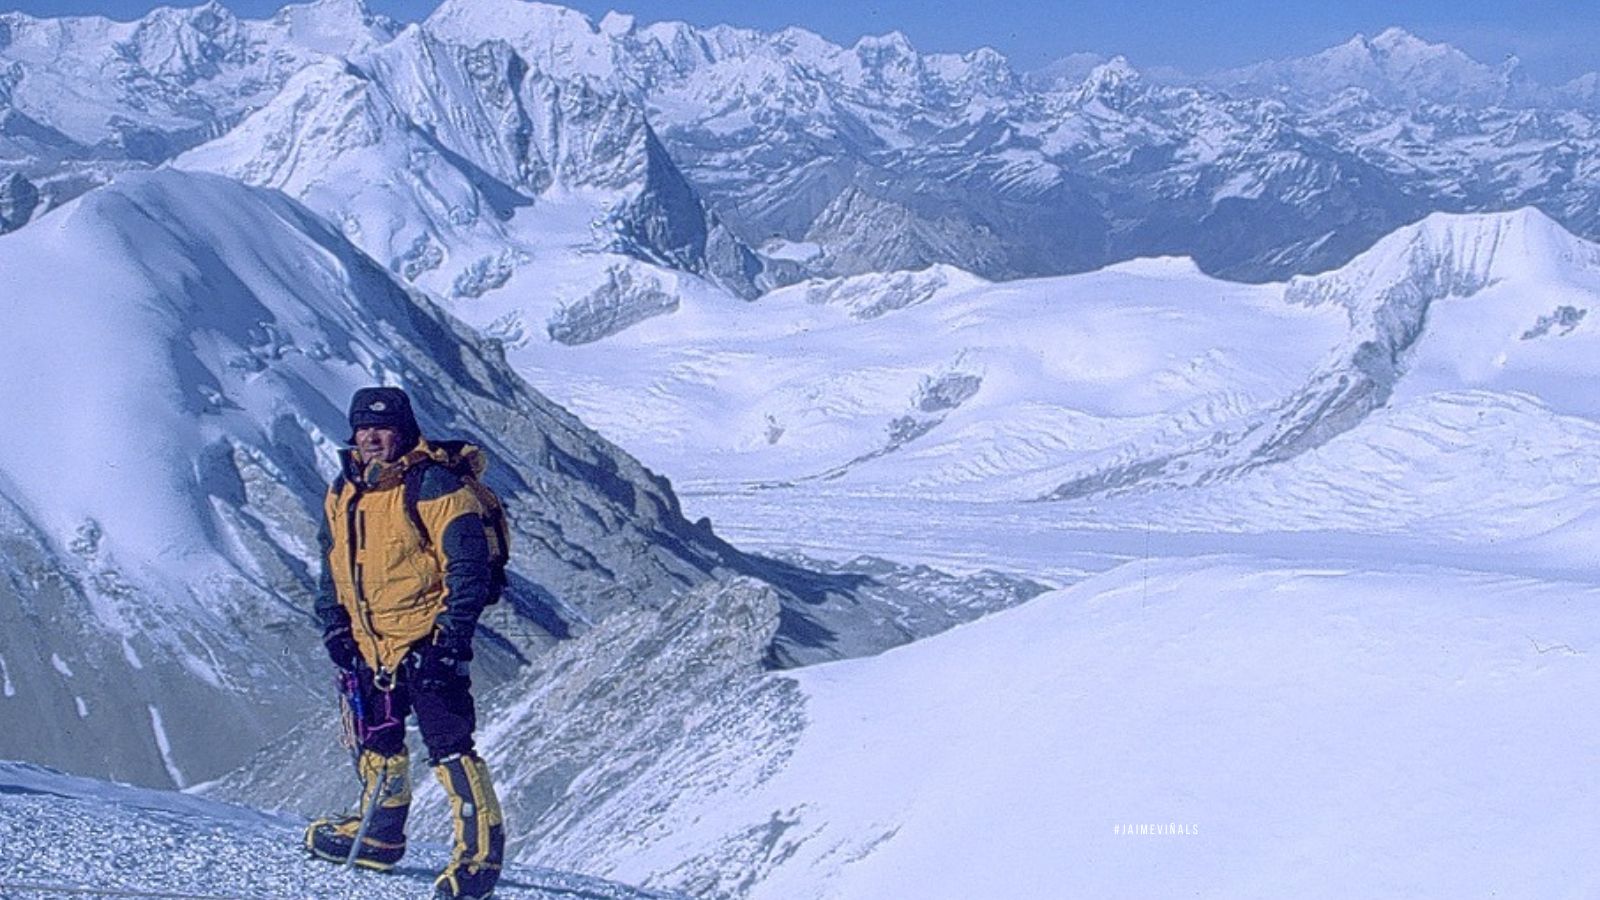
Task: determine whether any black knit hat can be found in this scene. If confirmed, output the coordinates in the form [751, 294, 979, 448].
[347, 386, 420, 445]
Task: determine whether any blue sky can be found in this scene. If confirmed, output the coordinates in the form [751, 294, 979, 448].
[10, 0, 1600, 82]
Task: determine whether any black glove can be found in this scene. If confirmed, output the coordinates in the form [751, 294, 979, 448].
[322, 624, 362, 673]
[404, 626, 473, 689]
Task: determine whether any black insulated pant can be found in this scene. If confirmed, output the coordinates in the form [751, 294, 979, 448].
[351, 663, 476, 763]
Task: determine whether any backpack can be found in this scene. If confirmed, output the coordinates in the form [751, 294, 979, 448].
[401, 440, 510, 605]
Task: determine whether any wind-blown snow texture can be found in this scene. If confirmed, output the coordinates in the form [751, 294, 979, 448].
[0, 761, 682, 899]
[589, 559, 1600, 899]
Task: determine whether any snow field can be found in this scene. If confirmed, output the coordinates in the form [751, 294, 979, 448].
[607, 557, 1600, 899]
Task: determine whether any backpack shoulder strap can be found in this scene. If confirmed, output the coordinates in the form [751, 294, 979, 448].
[401, 460, 435, 550]
[401, 453, 476, 550]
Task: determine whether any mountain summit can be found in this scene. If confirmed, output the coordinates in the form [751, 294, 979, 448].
[1210, 26, 1530, 106]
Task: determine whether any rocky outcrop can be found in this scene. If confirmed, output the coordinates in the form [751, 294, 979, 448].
[547, 263, 679, 345]
[0, 171, 36, 231]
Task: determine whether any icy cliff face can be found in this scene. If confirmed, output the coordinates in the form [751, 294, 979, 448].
[0, 170, 37, 230]
[803, 265, 977, 320]
[176, 20, 765, 302]
[0, 168, 741, 787]
[547, 263, 679, 345]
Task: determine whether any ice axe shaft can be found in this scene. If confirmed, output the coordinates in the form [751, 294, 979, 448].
[337, 668, 378, 868]
[345, 791, 380, 869]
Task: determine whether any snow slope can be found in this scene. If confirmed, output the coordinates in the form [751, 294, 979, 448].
[0, 761, 680, 899]
[570, 556, 1600, 899]
[509, 257, 1347, 495]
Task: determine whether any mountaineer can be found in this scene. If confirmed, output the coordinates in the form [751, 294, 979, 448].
[306, 386, 508, 900]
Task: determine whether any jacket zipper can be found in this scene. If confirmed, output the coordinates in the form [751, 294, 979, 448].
[345, 486, 382, 664]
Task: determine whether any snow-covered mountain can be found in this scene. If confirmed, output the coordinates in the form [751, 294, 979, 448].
[0, 0, 398, 223]
[0, 167, 755, 788]
[1207, 27, 1531, 107]
[9, 1, 1600, 287]
[0, 164, 1041, 788]
[515, 208, 1600, 513]
[176, 18, 769, 303]
[580, 11, 1600, 282]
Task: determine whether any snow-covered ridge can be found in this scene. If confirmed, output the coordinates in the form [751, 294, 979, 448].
[1288, 208, 1600, 322]
[1042, 209, 1600, 499]
[0, 0, 398, 227]
[425, 0, 1017, 104]
[0, 0, 395, 144]
[1282, 208, 1600, 415]
[0, 167, 746, 787]
[611, 13, 1600, 282]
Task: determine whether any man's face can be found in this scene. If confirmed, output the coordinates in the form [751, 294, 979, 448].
[355, 426, 403, 465]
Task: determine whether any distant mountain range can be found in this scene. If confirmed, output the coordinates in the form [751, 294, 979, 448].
[4, 0, 1599, 289]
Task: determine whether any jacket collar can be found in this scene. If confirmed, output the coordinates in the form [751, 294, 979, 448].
[341, 438, 434, 491]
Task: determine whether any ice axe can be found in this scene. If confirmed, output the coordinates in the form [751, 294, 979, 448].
[336, 669, 381, 869]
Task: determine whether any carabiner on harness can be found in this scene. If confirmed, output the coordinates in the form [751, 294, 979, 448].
[373, 665, 397, 692]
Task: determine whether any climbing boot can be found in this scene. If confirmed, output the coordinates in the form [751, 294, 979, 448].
[305, 749, 411, 869]
[432, 752, 504, 899]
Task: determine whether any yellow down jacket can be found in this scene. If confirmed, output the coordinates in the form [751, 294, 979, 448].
[316, 439, 492, 673]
